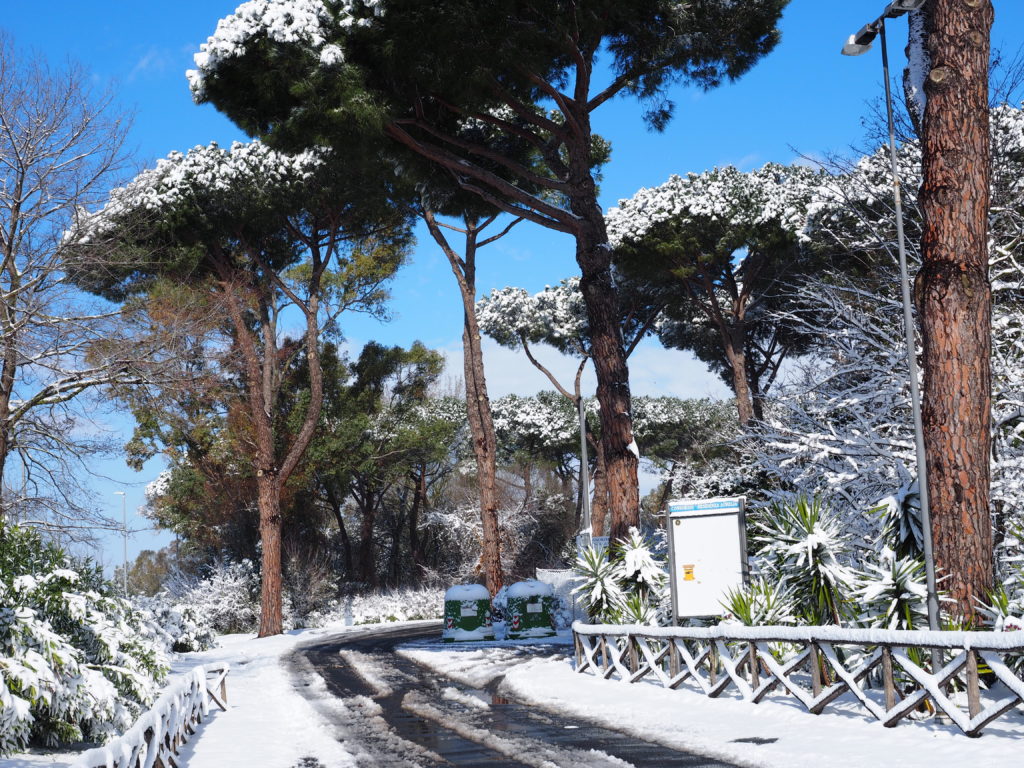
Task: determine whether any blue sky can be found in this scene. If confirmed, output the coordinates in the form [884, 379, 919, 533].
[4, 1, 1023, 571]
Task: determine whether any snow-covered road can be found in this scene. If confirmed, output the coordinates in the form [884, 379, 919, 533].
[297, 622, 733, 767]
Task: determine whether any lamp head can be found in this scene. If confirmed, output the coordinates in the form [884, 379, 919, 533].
[883, 0, 927, 19]
[841, 22, 878, 56]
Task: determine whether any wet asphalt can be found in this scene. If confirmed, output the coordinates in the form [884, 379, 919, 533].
[291, 622, 741, 768]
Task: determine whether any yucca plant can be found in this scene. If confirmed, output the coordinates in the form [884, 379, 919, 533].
[754, 495, 854, 625]
[573, 545, 626, 623]
[721, 578, 797, 627]
[853, 551, 927, 631]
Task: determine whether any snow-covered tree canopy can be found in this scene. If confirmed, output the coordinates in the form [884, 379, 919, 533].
[606, 163, 818, 248]
[477, 279, 588, 357]
[607, 163, 824, 422]
[187, 0, 786, 145]
[67, 138, 410, 302]
[477, 275, 662, 364]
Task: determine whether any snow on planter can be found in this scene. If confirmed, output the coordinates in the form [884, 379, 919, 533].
[506, 580, 556, 640]
[442, 584, 494, 642]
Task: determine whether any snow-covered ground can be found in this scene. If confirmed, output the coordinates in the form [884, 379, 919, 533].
[399, 634, 1024, 768]
[3, 621, 430, 768]
[8, 621, 1024, 768]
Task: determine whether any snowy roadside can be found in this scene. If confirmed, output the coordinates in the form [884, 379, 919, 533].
[1, 620, 436, 768]
[399, 637, 1024, 768]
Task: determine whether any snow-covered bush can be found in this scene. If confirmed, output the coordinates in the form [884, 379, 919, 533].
[135, 598, 217, 653]
[720, 578, 796, 627]
[573, 528, 667, 626]
[0, 524, 169, 755]
[852, 551, 927, 631]
[753, 496, 854, 625]
[177, 560, 260, 634]
[573, 546, 626, 623]
[305, 588, 444, 626]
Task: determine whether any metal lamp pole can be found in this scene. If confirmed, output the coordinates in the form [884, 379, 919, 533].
[114, 491, 128, 598]
[841, 0, 940, 633]
[578, 395, 593, 549]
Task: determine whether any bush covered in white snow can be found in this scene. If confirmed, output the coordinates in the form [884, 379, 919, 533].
[574, 528, 667, 626]
[305, 587, 445, 626]
[0, 524, 169, 755]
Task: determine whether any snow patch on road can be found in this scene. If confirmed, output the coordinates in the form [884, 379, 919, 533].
[440, 686, 489, 710]
[337, 649, 394, 697]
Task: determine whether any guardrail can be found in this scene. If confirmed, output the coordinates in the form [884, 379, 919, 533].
[71, 662, 229, 768]
[572, 622, 1024, 737]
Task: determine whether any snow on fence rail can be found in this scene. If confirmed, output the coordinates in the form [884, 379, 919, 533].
[572, 621, 1024, 737]
[71, 663, 229, 768]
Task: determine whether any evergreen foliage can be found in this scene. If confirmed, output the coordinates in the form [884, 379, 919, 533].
[0, 524, 168, 754]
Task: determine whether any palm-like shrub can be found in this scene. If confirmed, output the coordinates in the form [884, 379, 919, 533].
[573, 545, 626, 623]
[574, 528, 667, 626]
[853, 551, 927, 631]
[754, 496, 854, 625]
[721, 578, 796, 627]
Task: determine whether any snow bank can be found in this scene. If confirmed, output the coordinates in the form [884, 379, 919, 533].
[507, 580, 554, 599]
[500, 656, 1024, 768]
[445, 584, 490, 601]
[169, 627, 361, 768]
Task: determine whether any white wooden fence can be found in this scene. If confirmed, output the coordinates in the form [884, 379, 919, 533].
[573, 622, 1024, 737]
[71, 662, 229, 768]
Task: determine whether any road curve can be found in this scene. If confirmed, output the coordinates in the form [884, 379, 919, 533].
[288, 622, 739, 768]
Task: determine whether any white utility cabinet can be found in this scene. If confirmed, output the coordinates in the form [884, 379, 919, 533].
[667, 496, 748, 619]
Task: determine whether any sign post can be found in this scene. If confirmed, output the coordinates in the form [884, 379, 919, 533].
[666, 496, 748, 622]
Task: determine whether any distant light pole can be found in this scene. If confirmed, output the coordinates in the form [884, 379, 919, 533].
[114, 491, 128, 597]
[577, 395, 592, 548]
[841, 0, 940, 633]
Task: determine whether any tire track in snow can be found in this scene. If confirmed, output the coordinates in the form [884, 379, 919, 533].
[402, 690, 635, 768]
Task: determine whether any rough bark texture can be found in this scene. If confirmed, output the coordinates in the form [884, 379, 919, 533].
[256, 470, 283, 636]
[918, 0, 994, 620]
[589, 437, 608, 537]
[724, 334, 754, 427]
[219, 246, 328, 637]
[577, 234, 639, 542]
[423, 211, 503, 594]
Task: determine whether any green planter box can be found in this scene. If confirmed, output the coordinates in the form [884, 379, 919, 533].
[506, 579, 556, 639]
[442, 584, 494, 642]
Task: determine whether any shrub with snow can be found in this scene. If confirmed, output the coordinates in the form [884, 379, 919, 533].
[573, 528, 667, 626]
[0, 524, 169, 755]
[753, 495, 854, 625]
[306, 587, 444, 626]
[135, 597, 218, 653]
[174, 560, 260, 635]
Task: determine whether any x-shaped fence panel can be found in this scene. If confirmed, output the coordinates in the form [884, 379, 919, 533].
[573, 622, 1024, 737]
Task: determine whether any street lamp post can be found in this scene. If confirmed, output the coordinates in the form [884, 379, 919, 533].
[114, 491, 128, 598]
[577, 395, 593, 549]
[841, 0, 940, 634]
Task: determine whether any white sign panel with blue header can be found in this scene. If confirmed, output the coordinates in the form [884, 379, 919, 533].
[667, 496, 748, 620]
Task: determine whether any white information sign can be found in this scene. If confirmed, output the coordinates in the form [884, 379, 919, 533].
[667, 496, 748, 619]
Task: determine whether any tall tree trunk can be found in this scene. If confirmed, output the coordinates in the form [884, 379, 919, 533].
[571, 148, 638, 539]
[409, 464, 427, 580]
[590, 436, 609, 538]
[357, 490, 378, 587]
[423, 210, 503, 594]
[321, 477, 354, 576]
[725, 340, 755, 426]
[256, 471, 283, 636]
[918, 0, 994, 620]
